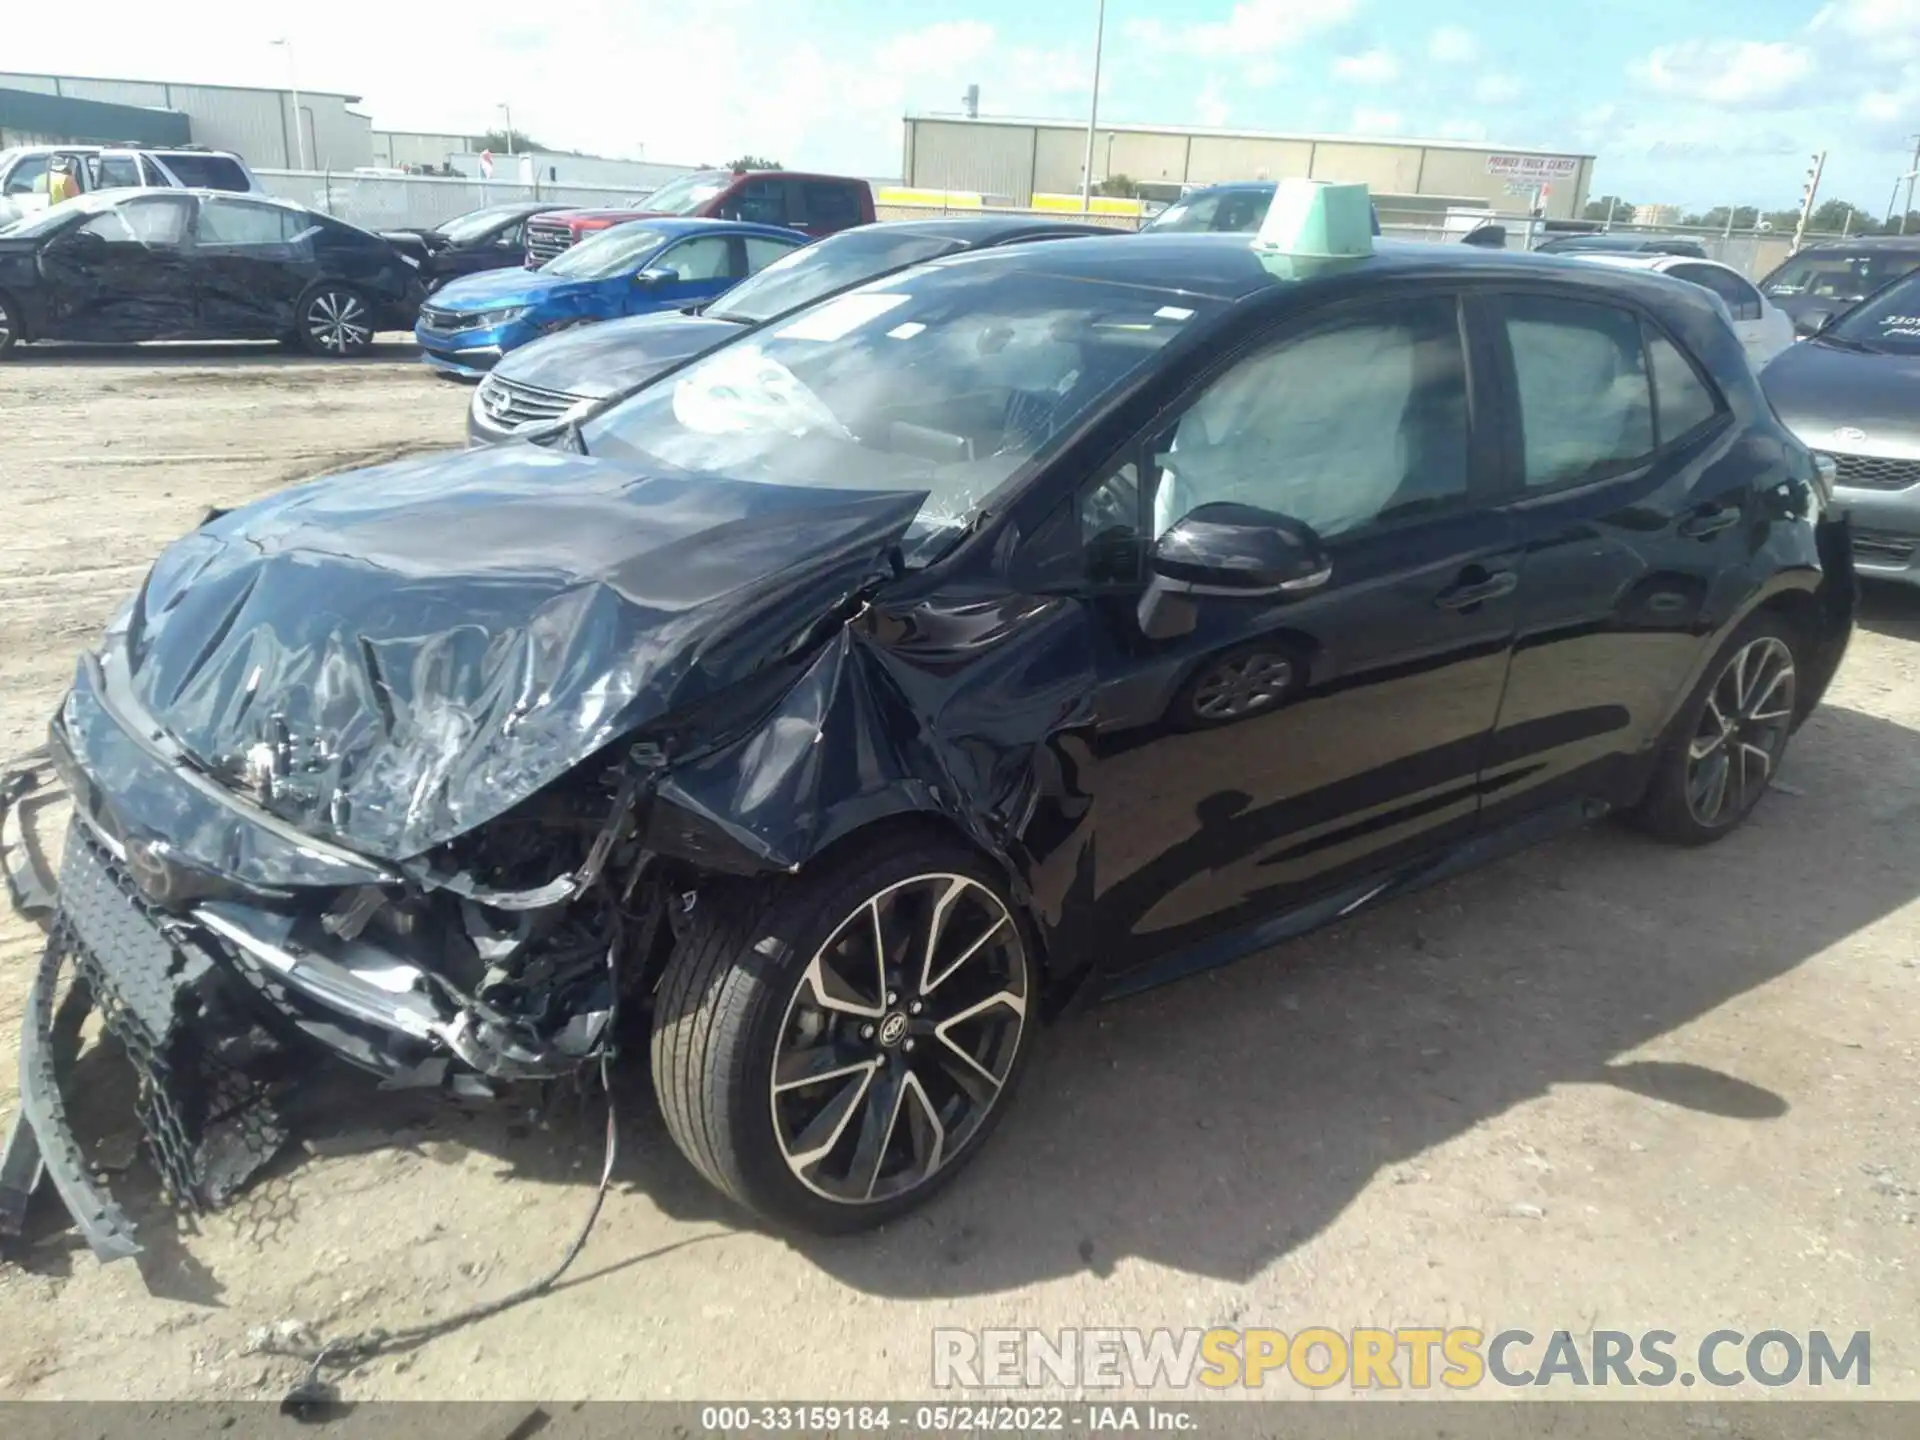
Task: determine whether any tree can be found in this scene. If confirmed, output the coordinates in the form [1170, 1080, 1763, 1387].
[1810, 198, 1874, 234]
[479, 129, 547, 154]
[1095, 173, 1141, 197]
[726, 155, 783, 171]
[1583, 194, 1633, 222]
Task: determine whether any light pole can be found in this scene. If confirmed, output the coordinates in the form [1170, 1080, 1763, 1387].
[269, 38, 307, 169]
[1079, 0, 1106, 213]
[1904, 135, 1920, 234]
[498, 102, 516, 156]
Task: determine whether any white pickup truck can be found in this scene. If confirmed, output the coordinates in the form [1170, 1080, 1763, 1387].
[0, 145, 262, 230]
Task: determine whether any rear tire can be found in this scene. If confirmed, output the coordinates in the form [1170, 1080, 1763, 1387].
[651, 832, 1034, 1233]
[0, 290, 20, 358]
[297, 283, 374, 358]
[1633, 612, 1802, 845]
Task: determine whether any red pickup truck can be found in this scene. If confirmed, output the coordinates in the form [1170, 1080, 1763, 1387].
[524, 169, 875, 265]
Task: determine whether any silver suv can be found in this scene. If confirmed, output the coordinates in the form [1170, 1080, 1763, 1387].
[0, 145, 262, 229]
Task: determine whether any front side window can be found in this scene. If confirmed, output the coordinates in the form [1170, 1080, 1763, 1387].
[1211, 189, 1274, 233]
[730, 181, 789, 227]
[437, 205, 531, 244]
[583, 270, 1212, 565]
[1142, 191, 1223, 233]
[801, 182, 862, 229]
[4, 156, 49, 196]
[1499, 294, 1653, 489]
[76, 196, 191, 247]
[1148, 297, 1472, 540]
[539, 224, 668, 279]
[196, 198, 293, 246]
[652, 235, 732, 281]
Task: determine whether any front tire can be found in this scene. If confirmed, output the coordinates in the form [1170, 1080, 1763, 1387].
[0, 290, 20, 358]
[651, 833, 1034, 1233]
[1634, 613, 1801, 845]
[297, 283, 375, 357]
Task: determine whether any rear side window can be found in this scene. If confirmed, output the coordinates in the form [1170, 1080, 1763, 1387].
[730, 180, 789, 227]
[158, 154, 250, 191]
[743, 234, 802, 273]
[800, 181, 862, 229]
[1498, 294, 1654, 489]
[1645, 329, 1722, 442]
[196, 198, 297, 245]
[91, 155, 142, 189]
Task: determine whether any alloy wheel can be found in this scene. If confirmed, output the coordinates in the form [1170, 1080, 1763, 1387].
[0, 297, 13, 351]
[770, 873, 1028, 1205]
[1191, 652, 1293, 721]
[1685, 635, 1796, 827]
[306, 291, 370, 354]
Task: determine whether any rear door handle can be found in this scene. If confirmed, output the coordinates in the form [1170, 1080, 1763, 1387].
[1679, 502, 1741, 539]
[1434, 569, 1518, 610]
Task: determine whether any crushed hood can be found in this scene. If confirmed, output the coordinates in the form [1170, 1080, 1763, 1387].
[113, 445, 926, 862]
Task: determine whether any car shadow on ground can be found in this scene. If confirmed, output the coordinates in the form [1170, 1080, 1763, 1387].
[1858, 578, 1920, 643]
[15, 700, 1916, 1307]
[6, 338, 420, 367]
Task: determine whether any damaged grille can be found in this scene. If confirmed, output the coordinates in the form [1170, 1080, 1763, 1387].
[420, 304, 483, 333]
[475, 374, 585, 429]
[524, 220, 576, 266]
[55, 825, 287, 1212]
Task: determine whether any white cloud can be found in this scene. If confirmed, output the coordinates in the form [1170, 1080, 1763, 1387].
[1428, 26, 1480, 64]
[1334, 49, 1399, 84]
[1630, 39, 1817, 107]
[874, 21, 996, 73]
[1125, 0, 1359, 61]
[1195, 79, 1232, 128]
[1350, 107, 1404, 134]
[1436, 118, 1490, 141]
[1474, 73, 1525, 104]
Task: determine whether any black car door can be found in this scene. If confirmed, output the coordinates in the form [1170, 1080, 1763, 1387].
[191, 196, 311, 338]
[36, 194, 197, 340]
[1069, 290, 1523, 977]
[1475, 288, 1756, 822]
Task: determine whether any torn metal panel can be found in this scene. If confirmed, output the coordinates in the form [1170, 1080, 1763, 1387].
[1, 748, 57, 922]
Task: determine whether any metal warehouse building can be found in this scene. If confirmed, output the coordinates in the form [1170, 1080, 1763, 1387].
[903, 115, 1595, 220]
[0, 70, 376, 170]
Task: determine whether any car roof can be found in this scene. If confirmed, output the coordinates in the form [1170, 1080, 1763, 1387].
[1182, 180, 1278, 195]
[1796, 236, 1920, 252]
[1573, 252, 1739, 275]
[592, 216, 806, 240]
[845, 215, 1116, 246]
[914, 232, 1744, 318]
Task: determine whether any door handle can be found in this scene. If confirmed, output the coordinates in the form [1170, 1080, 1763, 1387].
[1679, 503, 1741, 539]
[1433, 568, 1518, 610]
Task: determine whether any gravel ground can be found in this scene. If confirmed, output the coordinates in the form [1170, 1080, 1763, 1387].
[1, 343, 1917, 1404]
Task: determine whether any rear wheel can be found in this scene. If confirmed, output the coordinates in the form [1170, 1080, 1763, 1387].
[651, 834, 1034, 1232]
[1634, 615, 1801, 844]
[297, 284, 374, 357]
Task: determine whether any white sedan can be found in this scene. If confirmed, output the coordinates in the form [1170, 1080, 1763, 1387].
[1569, 252, 1796, 368]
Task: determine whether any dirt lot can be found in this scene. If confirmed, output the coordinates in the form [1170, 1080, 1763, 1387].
[2, 344, 1919, 1404]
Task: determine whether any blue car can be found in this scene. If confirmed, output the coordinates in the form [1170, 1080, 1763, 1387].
[414, 217, 807, 377]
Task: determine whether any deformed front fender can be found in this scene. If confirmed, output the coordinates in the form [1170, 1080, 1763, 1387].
[646, 591, 1103, 999]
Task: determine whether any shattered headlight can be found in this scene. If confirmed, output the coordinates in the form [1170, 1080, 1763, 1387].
[483, 305, 533, 326]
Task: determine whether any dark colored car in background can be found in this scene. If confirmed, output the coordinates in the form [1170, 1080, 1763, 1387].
[1762, 266, 1920, 584]
[380, 202, 568, 291]
[2, 234, 1853, 1258]
[523, 169, 875, 265]
[0, 188, 422, 358]
[469, 214, 1114, 442]
[1533, 233, 1710, 258]
[417, 217, 805, 377]
[1142, 180, 1382, 237]
[1758, 236, 1920, 332]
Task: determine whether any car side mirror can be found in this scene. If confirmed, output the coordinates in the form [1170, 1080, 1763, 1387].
[1137, 502, 1331, 640]
[636, 267, 675, 287]
[1794, 307, 1833, 338]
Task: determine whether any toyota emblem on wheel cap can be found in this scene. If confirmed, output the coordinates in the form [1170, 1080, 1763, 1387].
[878, 1013, 910, 1047]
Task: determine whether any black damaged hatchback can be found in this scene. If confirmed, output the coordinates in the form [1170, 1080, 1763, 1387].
[2, 234, 1856, 1251]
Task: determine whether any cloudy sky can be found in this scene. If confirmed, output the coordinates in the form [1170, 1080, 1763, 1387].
[12, 0, 1920, 211]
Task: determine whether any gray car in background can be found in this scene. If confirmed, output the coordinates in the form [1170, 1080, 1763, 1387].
[468, 215, 1113, 443]
[1757, 237, 1920, 333]
[1762, 267, 1920, 584]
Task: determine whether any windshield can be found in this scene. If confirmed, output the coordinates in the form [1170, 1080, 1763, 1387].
[1761, 251, 1920, 305]
[1, 193, 112, 238]
[437, 205, 530, 243]
[540, 223, 668, 279]
[708, 230, 963, 325]
[1824, 272, 1920, 354]
[636, 171, 730, 215]
[582, 262, 1212, 565]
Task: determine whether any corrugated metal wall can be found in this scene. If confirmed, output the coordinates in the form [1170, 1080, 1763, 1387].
[374, 131, 482, 168]
[907, 119, 1592, 220]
